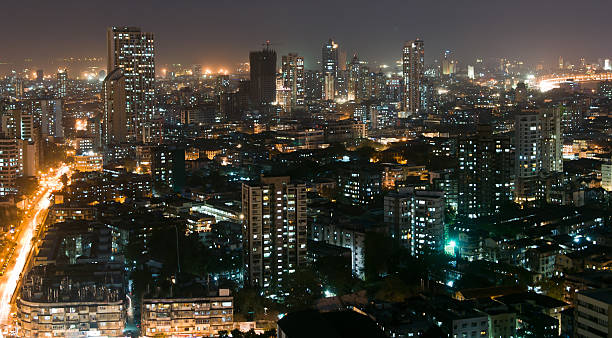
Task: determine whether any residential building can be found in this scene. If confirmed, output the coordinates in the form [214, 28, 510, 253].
[402, 39, 424, 115]
[0, 138, 19, 196]
[106, 26, 156, 143]
[57, 69, 67, 98]
[384, 188, 445, 257]
[141, 289, 234, 337]
[515, 110, 542, 204]
[457, 124, 513, 218]
[242, 176, 307, 289]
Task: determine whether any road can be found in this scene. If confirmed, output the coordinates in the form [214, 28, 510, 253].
[0, 164, 70, 328]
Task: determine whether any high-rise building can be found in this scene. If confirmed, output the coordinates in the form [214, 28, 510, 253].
[467, 65, 475, 80]
[242, 176, 307, 289]
[402, 39, 424, 115]
[322, 39, 338, 100]
[215, 74, 230, 96]
[0, 138, 20, 196]
[40, 99, 63, 139]
[347, 54, 361, 101]
[36, 69, 44, 81]
[514, 110, 542, 204]
[106, 26, 155, 143]
[281, 53, 305, 110]
[57, 69, 67, 98]
[193, 64, 202, 78]
[249, 44, 277, 106]
[540, 107, 563, 174]
[304, 70, 322, 102]
[441, 50, 457, 76]
[457, 124, 513, 218]
[13, 77, 23, 99]
[602, 159, 612, 192]
[102, 68, 127, 146]
[384, 188, 445, 257]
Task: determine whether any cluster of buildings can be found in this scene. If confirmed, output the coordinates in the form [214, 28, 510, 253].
[1, 23, 611, 337]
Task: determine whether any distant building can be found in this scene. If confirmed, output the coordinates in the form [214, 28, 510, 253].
[106, 26, 156, 143]
[514, 110, 542, 204]
[73, 153, 103, 172]
[540, 107, 563, 174]
[322, 39, 338, 100]
[57, 69, 67, 98]
[242, 176, 307, 289]
[102, 68, 127, 146]
[402, 39, 424, 115]
[281, 53, 305, 111]
[249, 45, 277, 106]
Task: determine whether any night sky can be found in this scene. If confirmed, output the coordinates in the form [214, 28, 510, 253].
[1, 0, 611, 71]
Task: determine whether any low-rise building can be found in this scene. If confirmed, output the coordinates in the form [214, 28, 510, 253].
[141, 289, 234, 337]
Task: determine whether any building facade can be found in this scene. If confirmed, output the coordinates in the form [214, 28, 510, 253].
[141, 290, 234, 337]
[242, 176, 307, 289]
[514, 110, 542, 204]
[457, 124, 513, 218]
[384, 188, 445, 257]
[280, 53, 305, 111]
[402, 39, 424, 115]
[249, 45, 277, 106]
[106, 26, 156, 143]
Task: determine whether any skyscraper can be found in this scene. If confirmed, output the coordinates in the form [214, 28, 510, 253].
[102, 68, 127, 146]
[106, 26, 155, 144]
[242, 176, 307, 289]
[402, 39, 424, 115]
[514, 110, 541, 204]
[249, 44, 277, 106]
[57, 69, 67, 98]
[441, 50, 456, 76]
[347, 54, 361, 101]
[322, 39, 338, 100]
[281, 53, 305, 111]
[540, 107, 563, 174]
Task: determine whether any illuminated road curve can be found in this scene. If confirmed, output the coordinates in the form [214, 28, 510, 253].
[0, 165, 70, 326]
[538, 72, 612, 91]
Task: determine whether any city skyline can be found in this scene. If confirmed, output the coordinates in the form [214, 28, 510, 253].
[1, 2, 612, 337]
[1, 0, 612, 74]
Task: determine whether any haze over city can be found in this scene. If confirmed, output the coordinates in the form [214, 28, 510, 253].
[1, 0, 612, 73]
